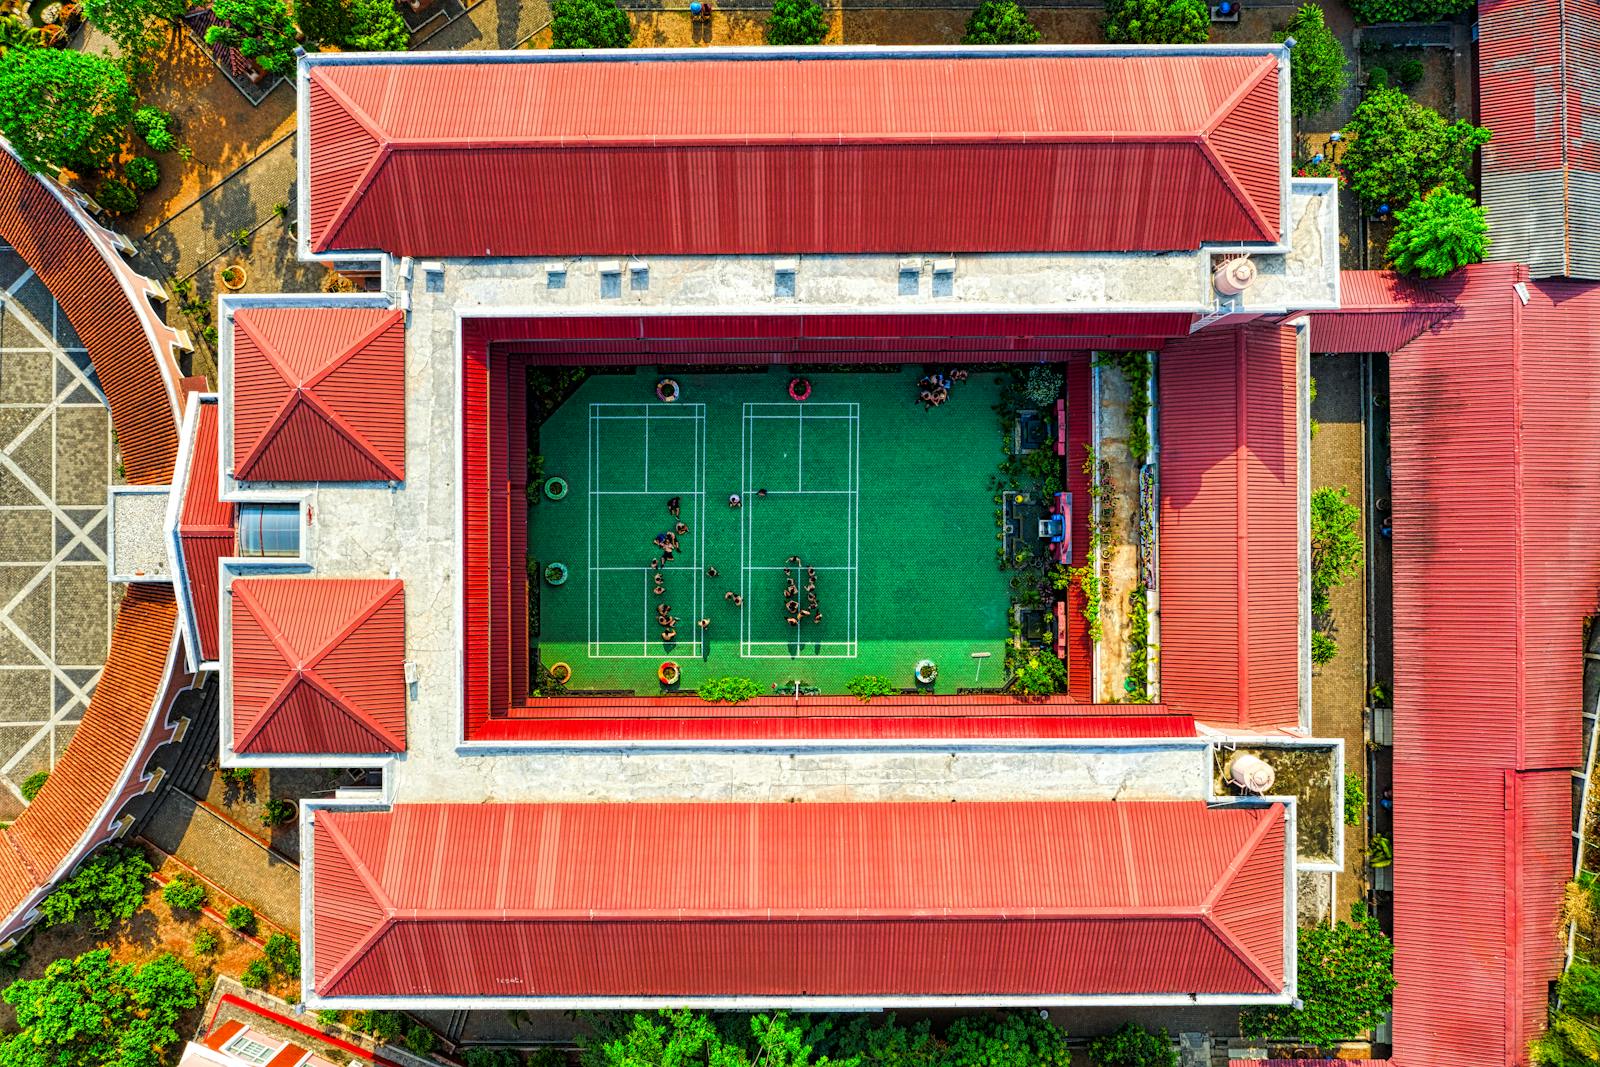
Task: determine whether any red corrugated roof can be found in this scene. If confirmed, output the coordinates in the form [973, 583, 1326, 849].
[1387, 264, 1600, 1066]
[177, 400, 230, 664]
[232, 307, 405, 483]
[1157, 323, 1299, 729]
[306, 52, 1283, 257]
[310, 801, 1286, 999]
[478, 710, 1196, 742]
[1306, 270, 1455, 353]
[230, 578, 405, 755]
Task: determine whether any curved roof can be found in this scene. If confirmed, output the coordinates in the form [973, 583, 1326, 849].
[310, 801, 1287, 1000]
[231, 578, 406, 755]
[305, 50, 1285, 258]
[232, 307, 406, 483]
[177, 399, 231, 665]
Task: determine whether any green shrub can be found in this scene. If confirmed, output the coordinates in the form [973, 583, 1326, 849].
[1311, 631, 1338, 665]
[405, 1026, 438, 1057]
[38, 845, 151, 932]
[261, 798, 294, 827]
[1343, 772, 1365, 825]
[944, 1012, 1071, 1067]
[962, 0, 1040, 43]
[1396, 56, 1425, 86]
[162, 875, 207, 913]
[1367, 65, 1389, 89]
[463, 1050, 524, 1067]
[240, 958, 272, 989]
[765, 0, 826, 44]
[1310, 485, 1362, 613]
[550, 0, 630, 47]
[133, 106, 176, 152]
[1126, 586, 1151, 701]
[96, 177, 138, 216]
[125, 155, 159, 191]
[206, 0, 298, 73]
[225, 904, 256, 933]
[1013, 650, 1068, 696]
[1386, 187, 1489, 278]
[192, 928, 220, 955]
[354, 1010, 404, 1042]
[263, 932, 300, 978]
[316, 1008, 343, 1027]
[222, 767, 253, 784]
[1104, 0, 1208, 43]
[1087, 1022, 1178, 1067]
[1024, 364, 1063, 406]
[344, 0, 408, 48]
[845, 675, 899, 702]
[1278, 4, 1348, 118]
[696, 676, 763, 703]
[1558, 961, 1600, 1017]
[1341, 87, 1490, 209]
[0, 950, 197, 1066]
[19, 771, 47, 802]
[1241, 902, 1395, 1045]
[1350, 0, 1469, 24]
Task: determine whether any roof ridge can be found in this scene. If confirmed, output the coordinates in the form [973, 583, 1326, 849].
[1198, 58, 1280, 242]
[308, 70, 390, 254]
[248, 392, 385, 482]
[314, 814, 397, 996]
[1201, 806, 1284, 992]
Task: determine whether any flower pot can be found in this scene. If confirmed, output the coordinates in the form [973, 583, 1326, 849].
[656, 378, 680, 403]
[788, 377, 811, 402]
[544, 561, 568, 586]
[915, 659, 937, 685]
[548, 661, 572, 685]
[220, 264, 247, 291]
[658, 661, 680, 686]
[543, 476, 568, 501]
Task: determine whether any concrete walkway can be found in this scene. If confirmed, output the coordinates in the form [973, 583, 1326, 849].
[142, 788, 302, 932]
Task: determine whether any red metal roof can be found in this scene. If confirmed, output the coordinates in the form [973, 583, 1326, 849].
[306, 52, 1283, 258]
[1306, 271, 1455, 353]
[1387, 264, 1600, 1066]
[310, 801, 1286, 999]
[1157, 322, 1299, 729]
[177, 400, 230, 664]
[230, 578, 406, 755]
[232, 307, 405, 483]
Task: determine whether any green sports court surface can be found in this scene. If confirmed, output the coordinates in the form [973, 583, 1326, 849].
[528, 368, 1011, 696]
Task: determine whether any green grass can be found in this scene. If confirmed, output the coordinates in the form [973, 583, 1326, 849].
[529, 368, 1012, 696]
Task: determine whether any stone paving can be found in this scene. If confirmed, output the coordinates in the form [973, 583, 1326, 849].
[0, 248, 119, 818]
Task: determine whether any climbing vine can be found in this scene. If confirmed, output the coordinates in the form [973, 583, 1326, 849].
[1094, 350, 1154, 463]
[1063, 444, 1114, 642]
[1125, 586, 1151, 702]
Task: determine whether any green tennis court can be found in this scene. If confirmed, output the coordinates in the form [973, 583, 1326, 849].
[529, 368, 1012, 696]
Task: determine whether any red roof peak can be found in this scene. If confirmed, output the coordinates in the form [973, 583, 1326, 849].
[232, 307, 405, 483]
[230, 578, 406, 755]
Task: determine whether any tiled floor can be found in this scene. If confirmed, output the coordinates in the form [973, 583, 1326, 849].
[0, 247, 118, 817]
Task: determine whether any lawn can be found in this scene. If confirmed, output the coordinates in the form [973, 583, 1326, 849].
[528, 367, 1013, 697]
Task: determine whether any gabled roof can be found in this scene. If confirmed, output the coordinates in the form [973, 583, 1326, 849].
[230, 578, 405, 755]
[304, 50, 1285, 258]
[310, 802, 1288, 1000]
[231, 307, 405, 483]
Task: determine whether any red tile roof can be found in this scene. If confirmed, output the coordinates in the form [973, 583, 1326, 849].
[232, 307, 405, 483]
[230, 578, 406, 755]
[310, 801, 1287, 999]
[305, 52, 1284, 258]
[1157, 322, 1300, 729]
[177, 400, 231, 665]
[1386, 264, 1600, 1066]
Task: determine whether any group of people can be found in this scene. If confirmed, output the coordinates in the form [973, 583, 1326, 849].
[916, 368, 969, 410]
[783, 557, 822, 626]
[650, 497, 714, 643]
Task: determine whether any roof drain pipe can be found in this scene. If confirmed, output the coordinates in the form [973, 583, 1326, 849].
[393, 256, 414, 320]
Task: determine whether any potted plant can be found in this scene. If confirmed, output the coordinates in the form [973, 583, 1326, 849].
[38, 22, 64, 45]
[656, 378, 680, 403]
[543, 476, 568, 501]
[547, 661, 572, 685]
[220, 264, 247, 291]
[658, 661, 680, 686]
[915, 659, 937, 685]
[544, 561, 568, 586]
[788, 377, 812, 402]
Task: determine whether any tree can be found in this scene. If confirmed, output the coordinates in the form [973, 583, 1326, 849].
[1309, 485, 1361, 613]
[37, 845, 151, 931]
[943, 1013, 1070, 1067]
[0, 17, 40, 57]
[1087, 1023, 1178, 1067]
[1277, 4, 1347, 118]
[344, 0, 409, 50]
[962, 0, 1040, 43]
[160, 874, 205, 912]
[583, 1010, 855, 1067]
[205, 0, 298, 75]
[0, 49, 135, 174]
[78, 0, 187, 64]
[1385, 187, 1488, 278]
[1341, 87, 1491, 209]
[765, 0, 827, 44]
[0, 949, 198, 1067]
[550, 0, 631, 48]
[1241, 902, 1396, 1045]
[1103, 0, 1208, 43]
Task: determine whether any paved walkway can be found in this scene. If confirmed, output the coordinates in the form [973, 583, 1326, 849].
[0, 249, 118, 817]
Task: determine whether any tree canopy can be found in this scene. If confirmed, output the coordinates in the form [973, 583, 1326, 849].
[78, 0, 188, 64]
[0, 49, 136, 174]
[1103, 0, 1208, 44]
[295, 0, 409, 51]
[1341, 86, 1490, 209]
[1278, 4, 1347, 118]
[0, 950, 198, 1067]
[1385, 187, 1489, 278]
[36, 845, 150, 933]
[1240, 902, 1396, 1046]
[766, 0, 828, 45]
[550, 0, 632, 48]
[962, 0, 1041, 43]
[1309, 484, 1362, 613]
[205, 0, 298, 75]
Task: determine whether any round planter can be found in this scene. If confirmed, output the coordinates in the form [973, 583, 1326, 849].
[548, 661, 572, 685]
[658, 660, 681, 686]
[915, 659, 937, 685]
[220, 264, 248, 291]
[544, 562, 568, 586]
[788, 377, 812, 402]
[656, 378, 680, 403]
[544, 476, 568, 501]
